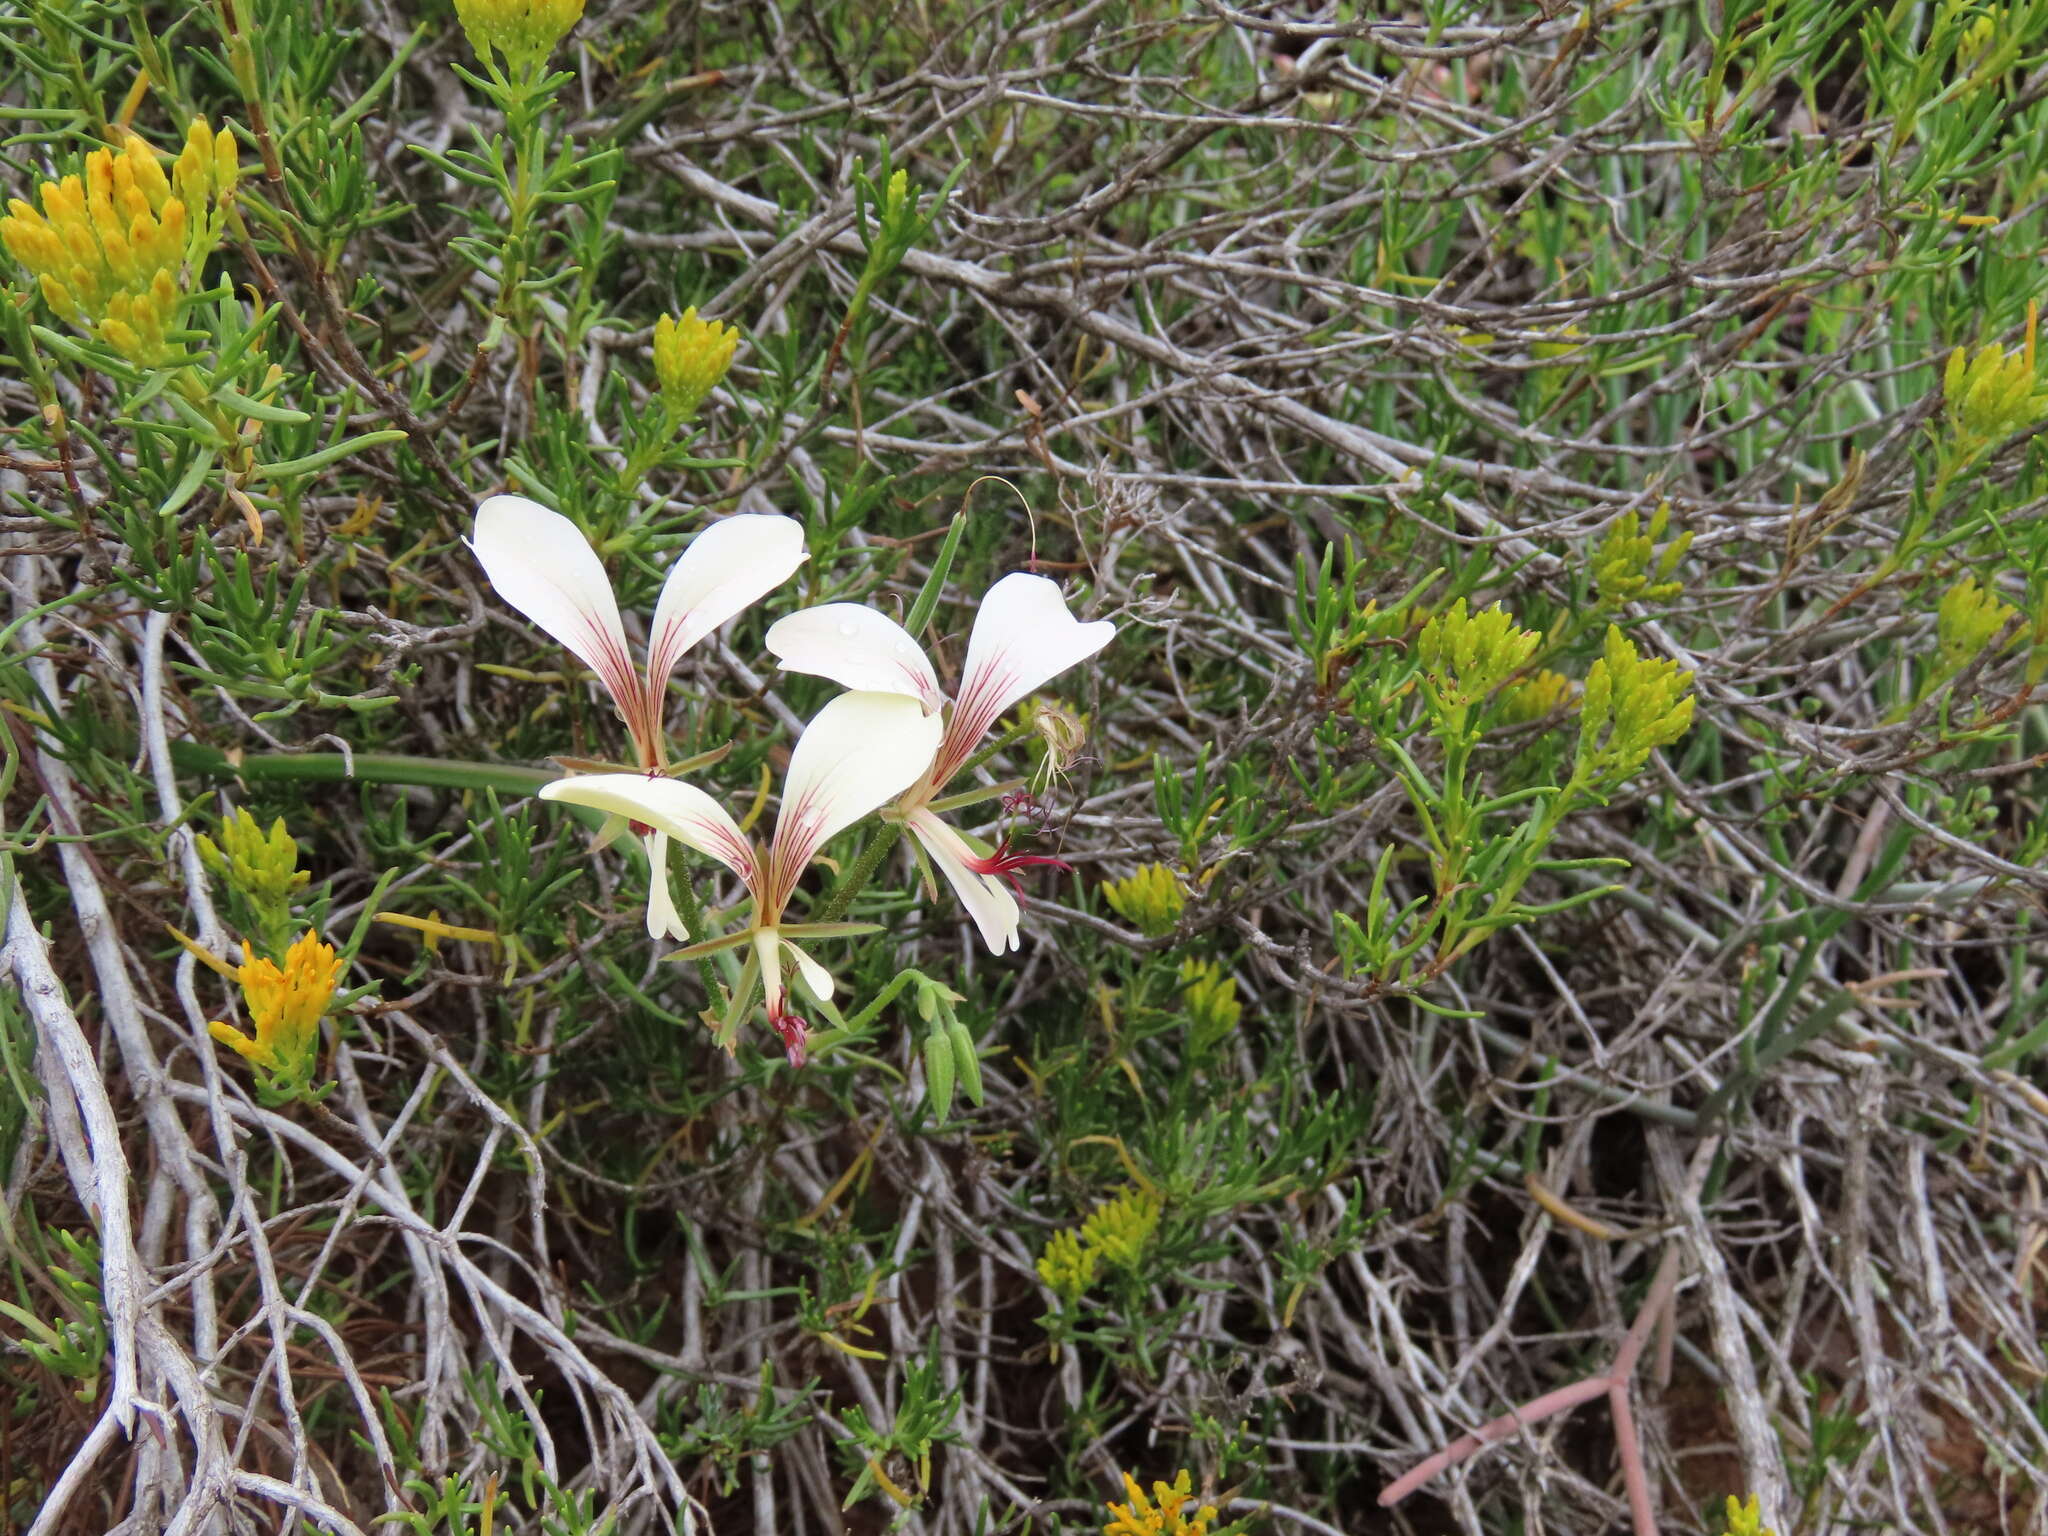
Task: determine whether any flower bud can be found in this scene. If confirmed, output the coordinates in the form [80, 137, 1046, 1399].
[652, 306, 739, 421]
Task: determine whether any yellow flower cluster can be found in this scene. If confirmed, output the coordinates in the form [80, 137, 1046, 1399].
[1036, 1185, 1163, 1303]
[1081, 1185, 1162, 1270]
[1416, 599, 1542, 711]
[652, 306, 739, 422]
[208, 930, 343, 1091]
[453, 0, 586, 74]
[1717, 1494, 1777, 1536]
[1942, 321, 2045, 456]
[1103, 862, 1185, 936]
[1593, 502, 1693, 608]
[1103, 1471, 1219, 1536]
[0, 118, 236, 366]
[1035, 1227, 1099, 1301]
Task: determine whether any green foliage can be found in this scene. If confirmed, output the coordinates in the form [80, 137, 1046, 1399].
[0, 1230, 106, 1401]
[2, 0, 2044, 1528]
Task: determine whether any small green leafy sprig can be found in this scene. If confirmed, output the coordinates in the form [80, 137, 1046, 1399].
[1573, 624, 1698, 791]
[426, 0, 614, 346]
[0, 1231, 107, 1402]
[1337, 611, 1695, 995]
[1593, 502, 1693, 608]
[834, 1342, 961, 1514]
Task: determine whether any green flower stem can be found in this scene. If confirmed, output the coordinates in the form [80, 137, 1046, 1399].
[665, 860, 725, 1002]
[170, 742, 553, 796]
[815, 823, 902, 926]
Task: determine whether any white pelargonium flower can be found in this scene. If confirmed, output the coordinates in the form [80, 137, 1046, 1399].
[470, 493, 807, 938]
[764, 572, 1113, 955]
[539, 691, 942, 1066]
[470, 493, 806, 769]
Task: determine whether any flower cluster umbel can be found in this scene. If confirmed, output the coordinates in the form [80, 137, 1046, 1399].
[207, 931, 345, 1101]
[473, 494, 1114, 1063]
[1, 117, 238, 365]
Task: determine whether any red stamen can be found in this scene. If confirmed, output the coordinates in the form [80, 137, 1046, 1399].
[770, 1007, 809, 1068]
[966, 836, 1073, 895]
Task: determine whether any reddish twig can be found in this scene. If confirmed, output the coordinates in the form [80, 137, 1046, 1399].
[1380, 1244, 1684, 1534]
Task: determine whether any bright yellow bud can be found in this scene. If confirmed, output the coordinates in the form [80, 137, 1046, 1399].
[652, 306, 739, 420]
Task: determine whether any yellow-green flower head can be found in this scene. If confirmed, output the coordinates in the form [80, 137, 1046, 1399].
[1499, 667, 1575, 724]
[1080, 1185, 1161, 1271]
[0, 118, 235, 365]
[208, 931, 343, 1089]
[1959, 13, 1996, 62]
[1576, 625, 1695, 787]
[652, 306, 739, 421]
[1718, 1494, 1777, 1536]
[1942, 322, 2045, 452]
[196, 807, 309, 911]
[1416, 598, 1542, 710]
[453, 0, 586, 73]
[1935, 573, 2017, 677]
[1593, 501, 1692, 608]
[1179, 957, 1242, 1038]
[1103, 863, 1185, 937]
[1103, 1470, 1219, 1536]
[1036, 1226, 1100, 1302]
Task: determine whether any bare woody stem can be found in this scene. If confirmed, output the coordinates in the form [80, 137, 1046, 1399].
[1379, 1244, 1685, 1536]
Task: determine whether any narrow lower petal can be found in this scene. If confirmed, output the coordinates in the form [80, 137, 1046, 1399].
[643, 831, 689, 941]
[907, 809, 1021, 955]
[764, 603, 944, 713]
[470, 495, 640, 715]
[937, 573, 1114, 782]
[540, 773, 759, 891]
[646, 514, 809, 689]
[769, 692, 943, 905]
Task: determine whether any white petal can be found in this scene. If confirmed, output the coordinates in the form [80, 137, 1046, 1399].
[540, 773, 758, 891]
[781, 937, 836, 1001]
[646, 514, 809, 686]
[770, 692, 943, 892]
[907, 809, 1020, 955]
[643, 831, 689, 940]
[764, 603, 944, 712]
[470, 495, 639, 711]
[941, 573, 1115, 776]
